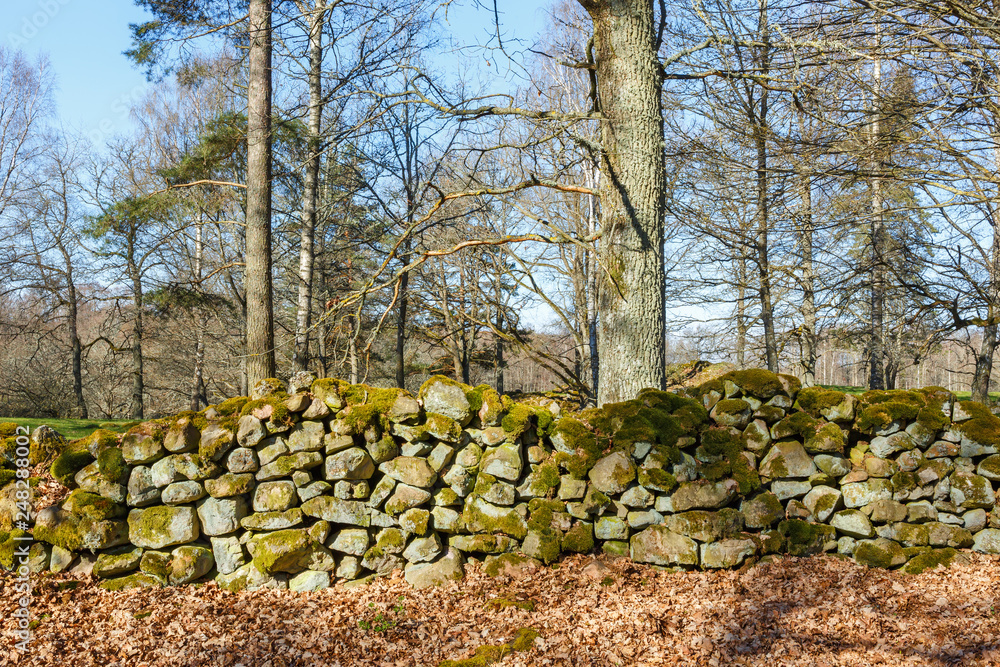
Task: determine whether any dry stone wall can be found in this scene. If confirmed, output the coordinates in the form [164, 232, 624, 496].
[6, 369, 1000, 591]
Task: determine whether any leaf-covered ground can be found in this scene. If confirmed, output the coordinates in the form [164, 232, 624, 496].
[2, 553, 999, 666]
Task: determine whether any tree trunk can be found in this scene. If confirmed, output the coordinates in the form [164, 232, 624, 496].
[395, 244, 410, 389]
[245, 0, 276, 385]
[293, 0, 323, 373]
[736, 259, 747, 368]
[753, 0, 778, 373]
[973, 208, 1000, 403]
[868, 23, 886, 391]
[66, 275, 87, 419]
[128, 247, 145, 420]
[191, 218, 207, 410]
[582, 0, 666, 405]
[797, 149, 817, 387]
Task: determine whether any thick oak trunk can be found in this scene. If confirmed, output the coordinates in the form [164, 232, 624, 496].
[581, 0, 666, 405]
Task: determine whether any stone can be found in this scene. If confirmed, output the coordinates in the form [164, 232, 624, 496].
[168, 545, 214, 584]
[205, 473, 255, 498]
[479, 475, 516, 506]
[252, 481, 297, 512]
[404, 547, 465, 588]
[670, 479, 739, 512]
[906, 500, 938, 523]
[164, 419, 200, 453]
[256, 452, 323, 481]
[620, 485, 654, 509]
[225, 448, 259, 474]
[480, 442, 524, 482]
[196, 496, 249, 536]
[94, 548, 144, 578]
[830, 509, 875, 538]
[46, 544, 75, 573]
[216, 562, 288, 592]
[428, 443, 455, 472]
[385, 484, 433, 516]
[128, 506, 199, 549]
[252, 529, 335, 575]
[630, 526, 699, 567]
[200, 423, 236, 462]
[287, 421, 326, 453]
[558, 476, 587, 501]
[379, 456, 438, 487]
[161, 481, 207, 505]
[869, 432, 915, 459]
[462, 496, 527, 539]
[841, 479, 893, 508]
[298, 480, 332, 502]
[964, 508, 988, 533]
[237, 416, 266, 448]
[950, 472, 995, 509]
[329, 528, 370, 556]
[240, 509, 304, 531]
[926, 440, 960, 458]
[853, 538, 907, 568]
[701, 538, 757, 569]
[75, 463, 127, 503]
[210, 536, 246, 575]
[302, 398, 331, 421]
[389, 394, 421, 423]
[865, 457, 897, 478]
[399, 508, 430, 535]
[588, 451, 637, 495]
[289, 570, 330, 592]
[403, 533, 443, 562]
[420, 378, 472, 424]
[972, 528, 1000, 553]
[802, 486, 843, 522]
[122, 433, 165, 465]
[257, 438, 289, 466]
[455, 444, 483, 469]
[665, 509, 744, 543]
[368, 476, 396, 508]
[759, 441, 817, 479]
[814, 454, 851, 477]
[325, 447, 375, 481]
[127, 466, 161, 507]
[334, 480, 369, 499]
[742, 492, 785, 528]
[743, 420, 771, 453]
[301, 496, 371, 527]
[927, 522, 973, 548]
[771, 480, 812, 501]
[431, 506, 464, 533]
[595, 516, 630, 540]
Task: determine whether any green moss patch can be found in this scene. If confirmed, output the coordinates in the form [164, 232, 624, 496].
[50, 448, 94, 488]
[721, 369, 785, 399]
[856, 390, 925, 432]
[97, 447, 127, 482]
[796, 387, 847, 418]
[436, 627, 539, 667]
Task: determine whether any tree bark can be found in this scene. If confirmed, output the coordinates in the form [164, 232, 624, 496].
[581, 0, 666, 405]
[128, 239, 145, 420]
[66, 273, 87, 419]
[796, 129, 817, 386]
[753, 0, 778, 373]
[190, 217, 207, 410]
[245, 0, 276, 385]
[293, 0, 324, 373]
[972, 205, 1000, 403]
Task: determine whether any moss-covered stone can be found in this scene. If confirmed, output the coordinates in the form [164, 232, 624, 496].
[720, 369, 786, 399]
[853, 538, 907, 568]
[62, 490, 127, 521]
[901, 547, 961, 574]
[50, 448, 95, 488]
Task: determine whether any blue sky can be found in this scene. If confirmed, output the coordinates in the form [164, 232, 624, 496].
[1, 0, 549, 141]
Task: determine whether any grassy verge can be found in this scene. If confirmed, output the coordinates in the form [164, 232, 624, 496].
[0, 417, 138, 441]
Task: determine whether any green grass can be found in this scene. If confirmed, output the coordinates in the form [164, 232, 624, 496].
[0, 418, 138, 441]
